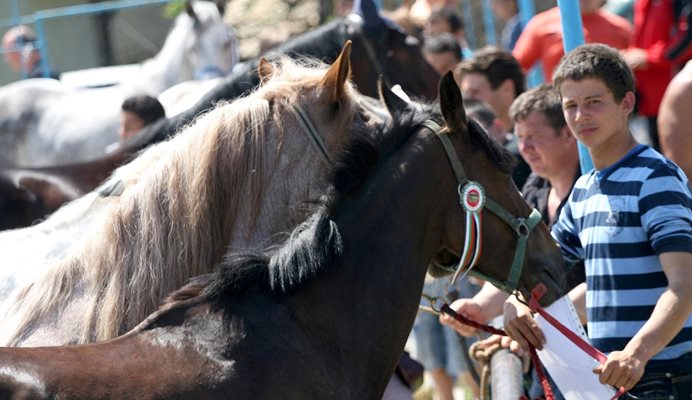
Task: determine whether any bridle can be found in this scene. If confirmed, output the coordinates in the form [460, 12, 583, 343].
[423, 120, 543, 293]
[343, 15, 394, 90]
[289, 96, 389, 167]
[290, 105, 334, 166]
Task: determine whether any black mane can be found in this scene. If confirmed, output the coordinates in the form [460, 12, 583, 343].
[197, 100, 439, 302]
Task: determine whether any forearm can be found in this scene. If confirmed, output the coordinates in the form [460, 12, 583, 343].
[624, 286, 692, 364]
[567, 282, 586, 325]
[474, 281, 510, 320]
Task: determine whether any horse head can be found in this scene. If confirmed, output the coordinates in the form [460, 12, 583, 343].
[181, 0, 238, 80]
[380, 73, 566, 304]
[347, 0, 439, 100]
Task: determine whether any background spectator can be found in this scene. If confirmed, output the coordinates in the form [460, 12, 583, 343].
[424, 7, 472, 59]
[118, 95, 166, 142]
[621, 0, 692, 150]
[422, 32, 463, 75]
[512, 0, 632, 82]
[658, 60, 692, 181]
[490, 0, 524, 50]
[2, 25, 59, 80]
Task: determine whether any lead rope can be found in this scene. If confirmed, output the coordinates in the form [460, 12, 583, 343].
[440, 285, 629, 400]
[439, 304, 556, 400]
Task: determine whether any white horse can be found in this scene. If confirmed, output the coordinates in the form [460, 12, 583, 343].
[0, 0, 237, 167]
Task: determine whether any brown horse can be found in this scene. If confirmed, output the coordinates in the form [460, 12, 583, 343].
[0, 73, 565, 399]
[0, 44, 385, 347]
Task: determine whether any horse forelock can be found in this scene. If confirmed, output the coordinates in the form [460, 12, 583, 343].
[1, 57, 360, 346]
[331, 101, 439, 198]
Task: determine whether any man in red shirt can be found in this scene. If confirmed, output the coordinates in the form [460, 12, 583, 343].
[622, 0, 692, 150]
[512, 0, 632, 82]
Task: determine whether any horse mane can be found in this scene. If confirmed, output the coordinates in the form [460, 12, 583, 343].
[3, 56, 357, 345]
[176, 100, 516, 302]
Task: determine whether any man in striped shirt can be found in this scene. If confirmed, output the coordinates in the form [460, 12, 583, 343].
[504, 43, 692, 398]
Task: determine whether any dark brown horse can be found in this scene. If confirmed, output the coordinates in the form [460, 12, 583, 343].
[0, 74, 565, 399]
[0, 149, 131, 229]
[0, 0, 438, 230]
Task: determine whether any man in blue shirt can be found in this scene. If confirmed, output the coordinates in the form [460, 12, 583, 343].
[444, 43, 692, 398]
[504, 43, 692, 398]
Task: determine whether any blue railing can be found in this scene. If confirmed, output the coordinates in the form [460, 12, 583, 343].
[0, 0, 171, 78]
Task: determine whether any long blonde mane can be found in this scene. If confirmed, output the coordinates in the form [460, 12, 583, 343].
[3, 57, 358, 345]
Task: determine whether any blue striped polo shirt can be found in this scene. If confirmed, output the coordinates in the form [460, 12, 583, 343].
[551, 144, 692, 363]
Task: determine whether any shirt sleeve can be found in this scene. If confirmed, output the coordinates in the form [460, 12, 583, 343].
[639, 163, 692, 254]
[551, 198, 584, 268]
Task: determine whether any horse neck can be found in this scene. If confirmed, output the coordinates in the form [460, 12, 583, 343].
[133, 18, 192, 94]
[288, 139, 453, 395]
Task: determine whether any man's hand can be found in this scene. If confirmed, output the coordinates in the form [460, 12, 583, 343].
[439, 298, 486, 337]
[503, 296, 545, 351]
[593, 350, 645, 390]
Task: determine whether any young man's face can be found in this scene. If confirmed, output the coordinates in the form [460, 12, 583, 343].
[118, 111, 145, 141]
[515, 110, 575, 178]
[559, 78, 633, 152]
[460, 73, 504, 119]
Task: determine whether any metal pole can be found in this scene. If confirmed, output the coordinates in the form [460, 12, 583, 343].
[462, 0, 476, 49]
[556, 0, 594, 172]
[517, 0, 544, 87]
[482, 0, 496, 46]
[33, 18, 50, 78]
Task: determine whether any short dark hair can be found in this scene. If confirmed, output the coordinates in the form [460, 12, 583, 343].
[428, 7, 464, 33]
[423, 33, 462, 61]
[121, 95, 166, 126]
[456, 46, 526, 96]
[552, 43, 635, 102]
[509, 84, 566, 132]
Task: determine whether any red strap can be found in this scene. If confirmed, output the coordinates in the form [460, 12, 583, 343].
[528, 284, 627, 399]
[440, 304, 555, 400]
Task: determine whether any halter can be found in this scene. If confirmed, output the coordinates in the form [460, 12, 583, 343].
[423, 120, 543, 293]
[290, 105, 333, 166]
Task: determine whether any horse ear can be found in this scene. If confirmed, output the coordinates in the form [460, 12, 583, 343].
[216, 0, 226, 17]
[185, 1, 197, 21]
[321, 41, 352, 104]
[359, 0, 386, 33]
[258, 57, 274, 83]
[378, 77, 409, 120]
[439, 71, 467, 132]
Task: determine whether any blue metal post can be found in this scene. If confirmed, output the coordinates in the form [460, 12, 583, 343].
[517, 0, 544, 87]
[462, 0, 476, 49]
[33, 18, 50, 78]
[482, 0, 496, 46]
[556, 0, 593, 172]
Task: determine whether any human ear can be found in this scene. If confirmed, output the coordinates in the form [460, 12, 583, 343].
[621, 91, 636, 115]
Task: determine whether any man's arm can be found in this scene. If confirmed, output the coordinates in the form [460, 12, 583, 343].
[594, 251, 692, 390]
[439, 281, 509, 336]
